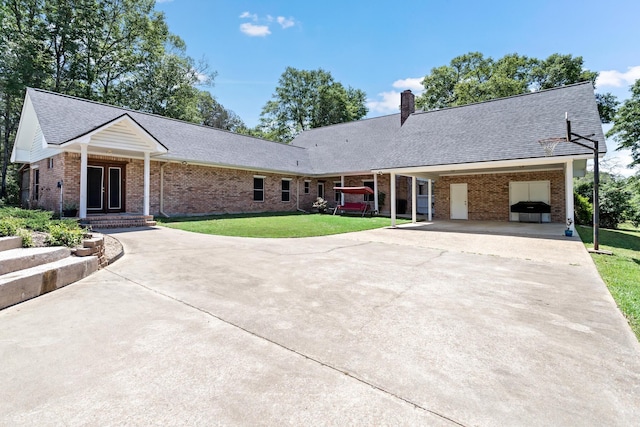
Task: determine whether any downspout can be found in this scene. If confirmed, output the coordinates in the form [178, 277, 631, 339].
[159, 162, 169, 218]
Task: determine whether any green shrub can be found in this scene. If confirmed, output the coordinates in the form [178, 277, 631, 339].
[45, 223, 84, 247]
[0, 217, 21, 237]
[574, 192, 593, 225]
[17, 228, 34, 248]
[0, 207, 53, 231]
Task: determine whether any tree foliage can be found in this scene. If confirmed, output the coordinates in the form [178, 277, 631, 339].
[574, 172, 639, 229]
[607, 79, 640, 167]
[416, 52, 615, 123]
[259, 67, 368, 143]
[0, 0, 237, 200]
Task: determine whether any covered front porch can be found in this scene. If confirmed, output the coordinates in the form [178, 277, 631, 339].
[58, 114, 168, 219]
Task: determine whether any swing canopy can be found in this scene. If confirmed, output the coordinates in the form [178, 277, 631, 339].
[332, 186, 374, 195]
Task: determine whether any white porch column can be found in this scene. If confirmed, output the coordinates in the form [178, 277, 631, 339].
[390, 172, 397, 227]
[341, 175, 345, 205]
[565, 159, 574, 231]
[411, 176, 417, 223]
[373, 173, 379, 213]
[427, 179, 433, 221]
[79, 144, 88, 219]
[143, 152, 150, 216]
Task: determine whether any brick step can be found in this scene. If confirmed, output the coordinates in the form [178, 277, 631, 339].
[0, 256, 98, 310]
[0, 236, 22, 252]
[0, 246, 70, 276]
[80, 215, 156, 229]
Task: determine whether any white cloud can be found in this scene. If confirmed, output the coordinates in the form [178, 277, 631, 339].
[392, 77, 423, 91]
[156, 0, 173, 3]
[238, 12, 295, 36]
[239, 11, 258, 21]
[367, 91, 402, 114]
[277, 16, 295, 29]
[239, 23, 271, 37]
[596, 66, 640, 88]
[367, 77, 425, 114]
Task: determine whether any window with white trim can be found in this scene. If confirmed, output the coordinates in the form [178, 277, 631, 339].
[304, 180, 310, 194]
[334, 181, 341, 203]
[281, 179, 291, 202]
[317, 182, 324, 199]
[253, 176, 264, 201]
[33, 168, 40, 201]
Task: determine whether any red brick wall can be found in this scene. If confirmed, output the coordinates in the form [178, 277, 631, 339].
[30, 154, 65, 213]
[434, 170, 565, 222]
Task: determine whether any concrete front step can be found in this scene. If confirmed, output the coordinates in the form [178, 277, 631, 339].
[0, 236, 22, 252]
[0, 256, 98, 310]
[0, 246, 70, 276]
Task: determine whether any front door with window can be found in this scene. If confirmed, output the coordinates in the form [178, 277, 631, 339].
[87, 163, 125, 213]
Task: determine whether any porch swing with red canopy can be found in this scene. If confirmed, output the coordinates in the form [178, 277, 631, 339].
[332, 186, 374, 217]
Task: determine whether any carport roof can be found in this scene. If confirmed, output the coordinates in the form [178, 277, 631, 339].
[375, 81, 606, 170]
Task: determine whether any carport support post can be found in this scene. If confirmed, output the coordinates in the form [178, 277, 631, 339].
[427, 179, 433, 221]
[565, 159, 575, 232]
[79, 144, 88, 219]
[390, 172, 397, 227]
[143, 152, 150, 216]
[373, 173, 379, 213]
[411, 176, 417, 223]
[340, 175, 345, 205]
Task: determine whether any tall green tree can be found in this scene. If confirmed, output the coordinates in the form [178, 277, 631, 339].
[416, 52, 615, 123]
[0, 0, 235, 200]
[259, 67, 368, 143]
[197, 91, 245, 132]
[607, 79, 640, 167]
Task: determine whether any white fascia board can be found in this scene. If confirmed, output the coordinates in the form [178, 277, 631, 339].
[10, 92, 37, 162]
[371, 154, 594, 175]
[58, 114, 168, 154]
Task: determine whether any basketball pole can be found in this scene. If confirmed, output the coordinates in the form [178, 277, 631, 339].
[566, 114, 602, 253]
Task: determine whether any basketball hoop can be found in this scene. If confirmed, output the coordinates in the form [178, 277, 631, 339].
[538, 137, 566, 157]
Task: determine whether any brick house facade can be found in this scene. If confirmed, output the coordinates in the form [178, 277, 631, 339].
[12, 83, 606, 227]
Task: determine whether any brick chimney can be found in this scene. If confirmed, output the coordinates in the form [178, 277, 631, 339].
[400, 90, 415, 126]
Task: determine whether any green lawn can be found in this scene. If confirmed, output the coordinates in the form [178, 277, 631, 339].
[157, 212, 408, 238]
[576, 224, 640, 340]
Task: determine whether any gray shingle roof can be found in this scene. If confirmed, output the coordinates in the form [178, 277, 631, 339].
[28, 88, 312, 174]
[380, 81, 606, 169]
[27, 82, 604, 176]
[291, 113, 401, 174]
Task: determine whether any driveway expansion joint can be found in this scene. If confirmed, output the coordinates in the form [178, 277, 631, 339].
[106, 267, 469, 427]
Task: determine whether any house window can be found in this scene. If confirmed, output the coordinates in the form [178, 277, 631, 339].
[317, 182, 324, 199]
[363, 180, 375, 202]
[304, 180, 310, 194]
[281, 179, 291, 202]
[253, 176, 264, 201]
[334, 181, 341, 203]
[48, 158, 54, 169]
[33, 169, 40, 201]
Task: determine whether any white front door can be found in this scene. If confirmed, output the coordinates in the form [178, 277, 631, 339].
[450, 183, 468, 220]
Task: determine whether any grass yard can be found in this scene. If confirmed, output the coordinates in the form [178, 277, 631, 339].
[158, 212, 408, 238]
[576, 224, 640, 340]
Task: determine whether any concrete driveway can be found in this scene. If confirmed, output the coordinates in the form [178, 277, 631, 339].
[1, 223, 639, 426]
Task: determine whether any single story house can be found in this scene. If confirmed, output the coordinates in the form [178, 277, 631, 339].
[11, 82, 605, 230]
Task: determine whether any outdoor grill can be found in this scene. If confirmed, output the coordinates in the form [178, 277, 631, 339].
[510, 201, 551, 223]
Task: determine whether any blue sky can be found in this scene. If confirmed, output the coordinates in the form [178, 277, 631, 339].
[156, 0, 640, 174]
